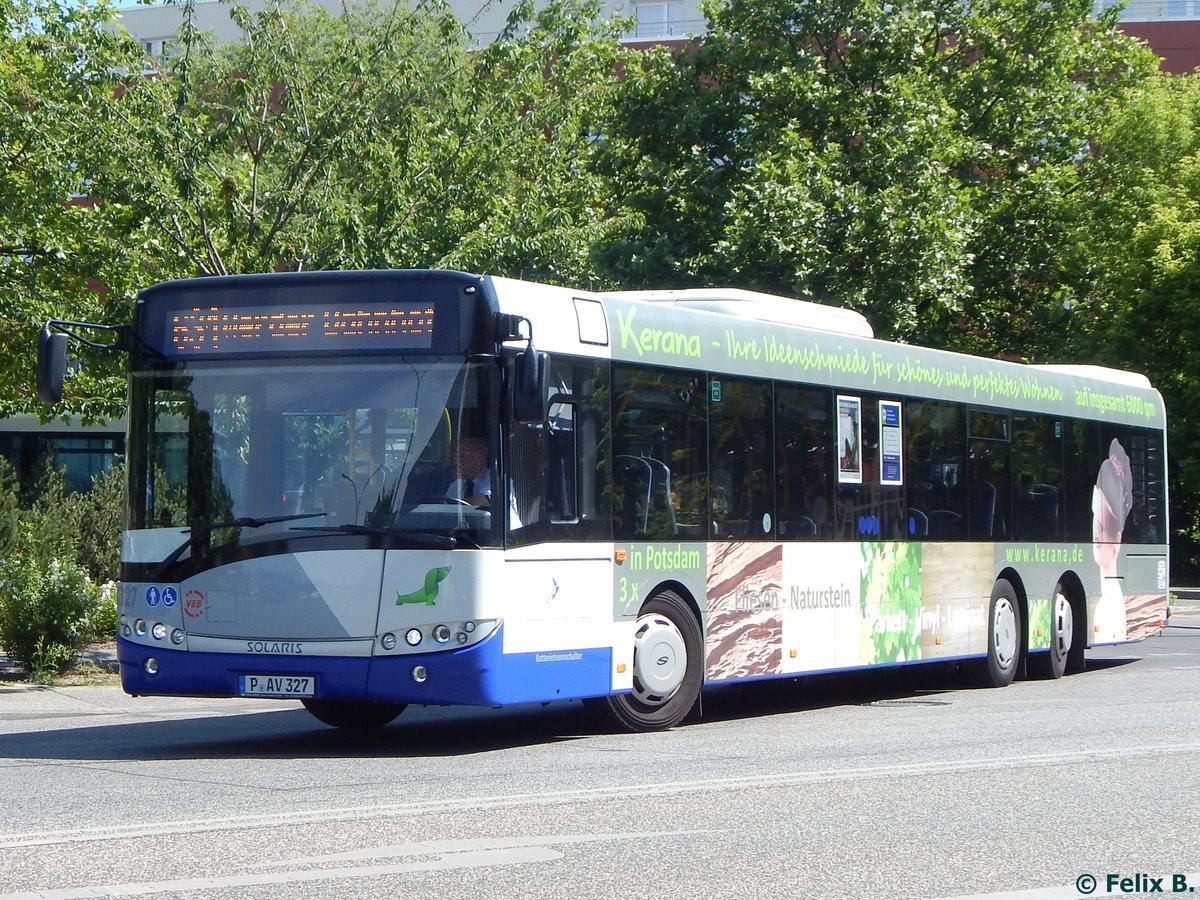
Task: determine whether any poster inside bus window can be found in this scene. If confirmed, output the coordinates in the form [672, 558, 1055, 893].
[837, 395, 862, 484]
[879, 400, 903, 486]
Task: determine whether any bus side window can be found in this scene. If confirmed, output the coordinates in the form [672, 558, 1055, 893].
[904, 400, 965, 539]
[612, 364, 706, 541]
[507, 358, 610, 545]
[509, 421, 544, 531]
[1012, 414, 1064, 542]
[774, 384, 831, 539]
[546, 399, 578, 523]
[968, 410, 1012, 541]
[709, 377, 774, 539]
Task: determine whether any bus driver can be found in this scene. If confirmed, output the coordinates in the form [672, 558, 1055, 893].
[445, 436, 491, 508]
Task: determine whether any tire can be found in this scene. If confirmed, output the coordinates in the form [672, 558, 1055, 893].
[1031, 584, 1073, 680]
[1066, 590, 1087, 674]
[301, 699, 406, 730]
[597, 590, 703, 732]
[980, 578, 1021, 688]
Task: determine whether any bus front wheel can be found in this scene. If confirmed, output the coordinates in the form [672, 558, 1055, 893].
[302, 699, 407, 730]
[980, 578, 1021, 688]
[598, 590, 702, 732]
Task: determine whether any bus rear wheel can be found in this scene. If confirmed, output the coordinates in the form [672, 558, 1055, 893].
[1031, 584, 1073, 680]
[979, 578, 1021, 688]
[598, 590, 702, 732]
[302, 699, 406, 730]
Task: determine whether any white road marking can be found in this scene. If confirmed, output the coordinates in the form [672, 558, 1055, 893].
[0, 742, 1197, 851]
[0, 832, 712, 900]
[0, 846, 560, 900]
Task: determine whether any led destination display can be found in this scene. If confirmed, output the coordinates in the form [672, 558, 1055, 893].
[167, 302, 437, 355]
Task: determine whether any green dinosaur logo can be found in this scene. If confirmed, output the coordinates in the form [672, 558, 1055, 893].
[395, 566, 451, 606]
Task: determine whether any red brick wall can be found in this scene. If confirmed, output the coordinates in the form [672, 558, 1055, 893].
[1122, 21, 1200, 74]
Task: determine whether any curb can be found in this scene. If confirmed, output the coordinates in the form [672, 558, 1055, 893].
[0, 644, 119, 681]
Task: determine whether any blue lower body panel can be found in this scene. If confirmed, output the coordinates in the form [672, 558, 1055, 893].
[117, 628, 612, 707]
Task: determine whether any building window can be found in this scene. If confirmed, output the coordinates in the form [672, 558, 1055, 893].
[142, 38, 171, 58]
[629, 1, 686, 38]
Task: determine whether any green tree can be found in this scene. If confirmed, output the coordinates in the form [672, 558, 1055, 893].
[88, 0, 624, 279]
[0, 0, 143, 420]
[1075, 74, 1200, 576]
[5, 0, 625, 418]
[596, 0, 1156, 353]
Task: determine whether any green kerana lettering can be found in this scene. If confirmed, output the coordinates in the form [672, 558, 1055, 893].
[760, 335, 871, 377]
[615, 306, 701, 359]
[896, 358, 947, 390]
[627, 544, 702, 572]
[1019, 376, 1063, 403]
[971, 370, 1021, 401]
[726, 330, 762, 362]
[1074, 387, 1157, 421]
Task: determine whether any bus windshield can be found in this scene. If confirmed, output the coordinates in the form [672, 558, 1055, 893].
[127, 357, 500, 552]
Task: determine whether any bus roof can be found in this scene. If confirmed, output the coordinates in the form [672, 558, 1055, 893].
[1030, 364, 1153, 390]
[603, 288, 875, 339]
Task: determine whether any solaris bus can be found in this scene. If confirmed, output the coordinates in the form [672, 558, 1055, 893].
[36, 270, 1168, 730]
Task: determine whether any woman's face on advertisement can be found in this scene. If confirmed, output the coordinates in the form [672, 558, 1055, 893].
[1092, 484, 1121, 571]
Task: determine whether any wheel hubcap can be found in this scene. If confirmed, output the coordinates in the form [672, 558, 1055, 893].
[631, 613, 687, 706]
[1052, 592, 1073, 659]
[994, 598, 1017, 669]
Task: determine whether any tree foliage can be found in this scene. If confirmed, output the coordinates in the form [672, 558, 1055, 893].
[1072, 73, 1200, 575]
[91, 0, 624, 279]
[3, 0, 625, 417]
[0, 0, 144, 419]
[8, 0, 1200, 573]
[596, 0, 1157, 354]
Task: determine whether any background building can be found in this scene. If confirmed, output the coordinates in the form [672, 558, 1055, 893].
[1112, 0, 1200, 73]
[109, 0, 706, 51]
[112, 0, 1200, 71]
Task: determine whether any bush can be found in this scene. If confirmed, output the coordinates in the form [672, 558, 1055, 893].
[0, 457, 124, 678]
[0, 460, 23, 554]
[85, 580, 119, 643]
[68, 465, 124, 584]
[0, 527, 103, 673]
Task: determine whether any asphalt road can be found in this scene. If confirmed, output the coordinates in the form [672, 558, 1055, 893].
[1, 619, 1198, 900]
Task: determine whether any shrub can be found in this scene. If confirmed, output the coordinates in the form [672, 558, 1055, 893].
[27, 638, 77, 685]
[0, 457, 124, 677]
[68, 465, 124, 584]
[0, 526, 103, 673]
[85, 580, 119, 643]
[0, 460, 23, 553]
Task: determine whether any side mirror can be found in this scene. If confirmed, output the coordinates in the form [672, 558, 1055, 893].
[36, 325, 68, 404]
[513, 348, 548, 424]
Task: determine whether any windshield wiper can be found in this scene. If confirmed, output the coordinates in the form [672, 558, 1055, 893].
[149, 513, 328, 580]
[290, 524, 455, 550]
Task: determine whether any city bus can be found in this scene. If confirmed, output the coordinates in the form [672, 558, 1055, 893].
[37, 269, 1169, 731]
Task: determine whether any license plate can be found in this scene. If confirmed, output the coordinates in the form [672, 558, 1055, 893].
[238, 674, 315, 698]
